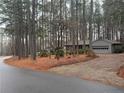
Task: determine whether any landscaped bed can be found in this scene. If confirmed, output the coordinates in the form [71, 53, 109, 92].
[5, 55, 94, 71]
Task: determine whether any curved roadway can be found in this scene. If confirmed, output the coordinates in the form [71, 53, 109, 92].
[0, 57, 124, 93]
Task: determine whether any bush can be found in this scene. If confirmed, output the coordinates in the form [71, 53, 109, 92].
[55, 47, 64, 59]
[66, 49, 88, 55]
[114, 46, 123, 53]
[50, 50, 56, 55]
[66, 50, 73, 55]
[122, 45, 124, 53]
[78, 48, 90, 54]
[78, 49, 84, 54]
[38, 50, 49, 57]
[114, 48, 122, 53]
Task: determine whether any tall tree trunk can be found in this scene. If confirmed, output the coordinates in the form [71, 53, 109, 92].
[82, 0, 87, 50]
[89, 0, 93, 50]
[31, 0, 37, 60]
[71, 0, 76, 56]
[76, 0, 79, 55]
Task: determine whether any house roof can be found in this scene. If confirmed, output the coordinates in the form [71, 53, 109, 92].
[65, 39, 122, 46]
[65, 40, 89, 46]
[92, 39, 122, 45]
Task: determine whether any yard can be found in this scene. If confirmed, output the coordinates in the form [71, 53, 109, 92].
[5, 54, 124, 87]
[0, 0, 124, 93]
[49, 54, 124, 88]
[5, 53, 124, 88]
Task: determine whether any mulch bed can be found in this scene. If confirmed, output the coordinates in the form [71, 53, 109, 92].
[5, 55, 95, 71]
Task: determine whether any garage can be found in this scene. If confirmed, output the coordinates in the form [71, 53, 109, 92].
[92, 46, 109, 53]
[92, 39, 122, 54]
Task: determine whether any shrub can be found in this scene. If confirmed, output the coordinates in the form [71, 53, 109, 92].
[78, 49, 85, 54]
[114, 46, 123, 53]
[50, 50, 56, 55]
[55, 47, 64, 59]
[66, 50, 73, 55]
[66, 49, 88, 55]
[122, 45, 124, 53]
[38, 50, 49, 57]
[78, 48, 90, 54]
[114, 48, 122, 53]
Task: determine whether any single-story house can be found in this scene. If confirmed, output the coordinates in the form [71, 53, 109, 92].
[65, 40, 89, 50]
[65, 39, 123, 54]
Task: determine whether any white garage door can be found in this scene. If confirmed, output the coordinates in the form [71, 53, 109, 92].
[92, 46, 110, 54]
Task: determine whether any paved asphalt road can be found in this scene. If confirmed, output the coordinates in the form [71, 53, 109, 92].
[0, 57, 124, 93]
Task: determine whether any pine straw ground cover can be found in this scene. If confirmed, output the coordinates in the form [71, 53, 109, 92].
[5, 55, 95, 71]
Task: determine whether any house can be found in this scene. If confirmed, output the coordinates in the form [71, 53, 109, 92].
[65, 40, 89, 50]
[65, 39, 123, 54]
[92, 39, 123, 54]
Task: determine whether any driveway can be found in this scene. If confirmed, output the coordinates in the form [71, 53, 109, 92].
[49, 54, 124, 87]
[0, 57, 124, 93]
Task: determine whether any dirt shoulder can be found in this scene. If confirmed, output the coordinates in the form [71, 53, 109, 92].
[49, 54, 124, 88]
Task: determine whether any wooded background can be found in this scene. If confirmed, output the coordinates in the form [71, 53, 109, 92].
[0, 0, 124, 59]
